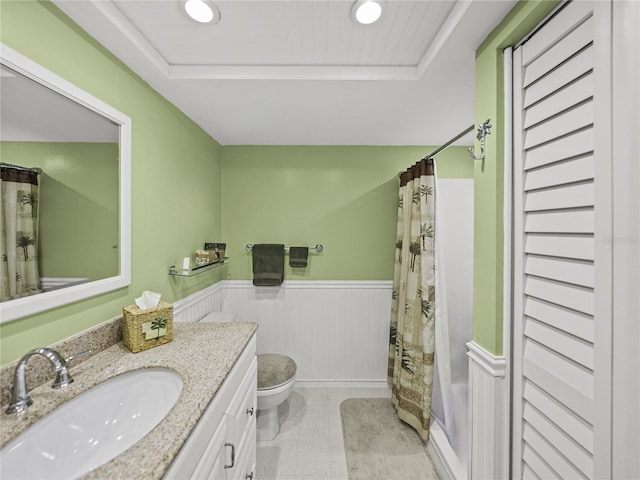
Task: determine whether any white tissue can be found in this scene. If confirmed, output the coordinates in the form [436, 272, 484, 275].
[135, 290, 161, 310]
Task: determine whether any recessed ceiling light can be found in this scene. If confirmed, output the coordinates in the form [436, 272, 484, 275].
[351, 1, 384, 25]
[181, 0, 221, 24]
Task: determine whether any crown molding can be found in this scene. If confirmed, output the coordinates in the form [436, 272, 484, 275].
[55, 0, 470, 81]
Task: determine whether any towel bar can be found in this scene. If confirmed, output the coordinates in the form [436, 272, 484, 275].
[245, 244, 323, 253]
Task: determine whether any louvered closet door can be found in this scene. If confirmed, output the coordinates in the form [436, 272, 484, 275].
[511, 1, 612, 479]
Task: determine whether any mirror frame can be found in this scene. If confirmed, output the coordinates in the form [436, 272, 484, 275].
[0, 44, 131, 323]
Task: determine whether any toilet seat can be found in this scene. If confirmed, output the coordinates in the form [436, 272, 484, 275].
[256, 375, 296, 398]
[257, 354, 297, 390]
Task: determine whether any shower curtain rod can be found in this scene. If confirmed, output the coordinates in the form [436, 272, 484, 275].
[0, 162, 42, 174]
[421, 124, 474, 161]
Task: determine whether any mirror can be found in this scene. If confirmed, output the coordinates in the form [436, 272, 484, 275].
[0, 44, 131, 322]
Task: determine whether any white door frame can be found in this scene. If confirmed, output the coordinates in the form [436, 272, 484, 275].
[610, 1, 640, 478]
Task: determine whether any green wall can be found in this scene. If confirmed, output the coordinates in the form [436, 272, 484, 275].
[0, 0, 557, 364]
[0, 1, 224, 364]
[1, 141, 119, 281]
[222, 146, 472, 281]
[472, 0, 560, 355]
[0, 0, 473, 366]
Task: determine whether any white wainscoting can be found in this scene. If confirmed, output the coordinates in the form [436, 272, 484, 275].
[171, 280, 393, 386]
[222, 280, 393, 385]
[467, 341, 509, 480]
[173, 281, 225, 323]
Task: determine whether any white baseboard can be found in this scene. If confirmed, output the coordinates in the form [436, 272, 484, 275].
[295, 380, 390, 390]
[467, 341, 509, 480]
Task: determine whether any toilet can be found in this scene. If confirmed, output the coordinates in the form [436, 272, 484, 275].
[199, 312, 297, 441]
[256, 353, 296, 441]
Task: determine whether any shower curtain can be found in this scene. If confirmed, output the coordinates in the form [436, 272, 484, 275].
[388, 158, 438, 441]
[1, 165, 41, 301]
[431, 175, 456, 450]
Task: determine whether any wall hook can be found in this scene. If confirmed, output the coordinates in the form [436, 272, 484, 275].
[468, 119, 492, 161]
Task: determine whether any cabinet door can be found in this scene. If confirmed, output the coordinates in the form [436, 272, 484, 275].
[190, 416, 227, 480]
[232, 437, 256, 480]
[225, 358, 257, 480]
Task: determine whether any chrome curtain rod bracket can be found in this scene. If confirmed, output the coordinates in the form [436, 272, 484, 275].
[245, 244, 324, 253]
[468, 119, 492, 161]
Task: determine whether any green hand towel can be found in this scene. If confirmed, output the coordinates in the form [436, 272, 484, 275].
[289, 246, 308, 268]
[252, 244, 285, 286]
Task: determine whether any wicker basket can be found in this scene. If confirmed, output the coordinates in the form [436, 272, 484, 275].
[122, 301, 173, 353]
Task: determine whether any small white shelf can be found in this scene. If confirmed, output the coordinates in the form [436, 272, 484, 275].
[169, 258, 229, 277]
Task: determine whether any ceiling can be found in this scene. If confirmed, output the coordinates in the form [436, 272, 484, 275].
[52, 0, 517, 146]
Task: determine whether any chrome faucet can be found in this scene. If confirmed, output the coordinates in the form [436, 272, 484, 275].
[6, 347, 74, 414]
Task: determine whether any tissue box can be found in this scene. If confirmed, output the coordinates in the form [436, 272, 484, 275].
[122, 301, 173, 353]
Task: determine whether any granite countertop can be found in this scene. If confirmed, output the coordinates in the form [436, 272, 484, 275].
[0, 322, 257, 479]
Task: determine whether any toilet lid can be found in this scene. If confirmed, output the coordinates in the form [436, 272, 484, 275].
[257, 354, 297, 390]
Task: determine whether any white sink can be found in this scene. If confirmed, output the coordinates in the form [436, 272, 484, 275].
[1, 368, 183, 479]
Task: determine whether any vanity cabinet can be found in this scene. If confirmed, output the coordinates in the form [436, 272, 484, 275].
[165, 335, 257, 480]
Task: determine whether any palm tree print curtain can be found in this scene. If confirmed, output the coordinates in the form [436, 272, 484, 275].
[1, 166, 41, 301]
[388, 158, 436, 441]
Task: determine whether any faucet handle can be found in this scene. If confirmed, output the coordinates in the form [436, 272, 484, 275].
[50, 349, 91, 389]
[51, 370, 73, 389]
[64, 349, 92, 363]
[50, 349, 90, 389]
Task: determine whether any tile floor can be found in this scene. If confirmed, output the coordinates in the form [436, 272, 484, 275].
[256, 386, 391, 480]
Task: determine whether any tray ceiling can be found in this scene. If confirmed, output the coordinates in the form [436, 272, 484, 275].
[52, 0, 517, 145]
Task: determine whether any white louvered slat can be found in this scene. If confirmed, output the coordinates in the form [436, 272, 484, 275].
[523, 358, 593, 422]
[525, 233, 594, 261]
[525, 255, 594, 288]
[524, 100, 593, 149]
[523, 423, 587, 479]
[521, 465, 540, 480]
[522, 0, 594, 65]
[525, 154, 594, 190]
[524, 46, 593, 108]
[524, 128, 593, 169]
[524, 317, 594, 369]
[524, 73, 593, 129]
[525, 181, 593, 211]
[525, 275, 593, 315]
[523, 15, 593, 87]
[523, 339, 593, 401]
[525, 297, 594, 343]
[523, 445, 560, 480]
[523, 403, 593, 477]
[523, 381, 594, 454]
[525, 209, 594, 234]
